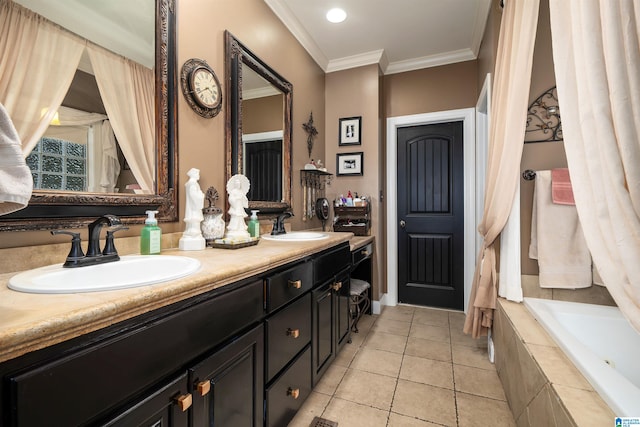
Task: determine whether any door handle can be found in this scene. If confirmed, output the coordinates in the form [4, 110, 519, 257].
[400, 220, 406, 228]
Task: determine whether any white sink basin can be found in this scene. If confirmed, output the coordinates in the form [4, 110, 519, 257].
[261, 232, 329, 242]
[8, 255, 201, 294]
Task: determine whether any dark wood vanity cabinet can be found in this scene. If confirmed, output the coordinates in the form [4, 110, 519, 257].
[311, 244, 352, 386]
[0, 241, 352, 427]
[0, 279, 264, 427]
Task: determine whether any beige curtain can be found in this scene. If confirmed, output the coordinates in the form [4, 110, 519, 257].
[464, 0, 540, 338]
[87, 44, 155, 193]
[549, 0, 640, 333]
[0, 0, 85, 154]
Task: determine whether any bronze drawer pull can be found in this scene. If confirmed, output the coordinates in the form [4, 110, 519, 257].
[286, 328, 300, 338]
[174, 393, 193, 411]
[287, 387, 300, 399]
[331, 281, 342, 291]
[361, 249, 370, 257]
[197, 380, 211, 396]
[288, 279, 302, 289]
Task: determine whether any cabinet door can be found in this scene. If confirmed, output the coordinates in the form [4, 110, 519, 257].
[101, 373, 190, 427]
[190, 324, 264, 427]
[265, 346, 311, 427]
[335, 269, 352, 352]
[311, 281, 335, 386]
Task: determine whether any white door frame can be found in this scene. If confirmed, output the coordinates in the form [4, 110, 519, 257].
[384, 108, 476, 312]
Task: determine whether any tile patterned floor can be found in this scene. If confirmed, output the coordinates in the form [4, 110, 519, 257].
[288, 305, 516, 427]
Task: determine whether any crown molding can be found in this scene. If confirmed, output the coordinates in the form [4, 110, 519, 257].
[326, 49, 386, 73]
[264, 0, 328, 70]
[384, 48, 476, 75]
[243, 86, 281, 100]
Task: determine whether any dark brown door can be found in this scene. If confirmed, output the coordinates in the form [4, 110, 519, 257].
[397, 121, 464, 310]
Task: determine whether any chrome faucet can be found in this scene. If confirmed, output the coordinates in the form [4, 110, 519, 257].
[52, 214, 127, 268]
[271, 211, 293, 235]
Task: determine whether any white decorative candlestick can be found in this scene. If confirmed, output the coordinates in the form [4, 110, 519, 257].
[179, 168, 206, 250]
[225, 174, 251, 239]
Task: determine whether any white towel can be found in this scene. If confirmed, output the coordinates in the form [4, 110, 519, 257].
[529, 170, 591, 288]
[0, 103, 33, 215]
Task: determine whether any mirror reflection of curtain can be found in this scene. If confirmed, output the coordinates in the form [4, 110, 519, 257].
[0, 0, 85, 154]
[38, 107, 122, 192]
[87, 45, 155, 193]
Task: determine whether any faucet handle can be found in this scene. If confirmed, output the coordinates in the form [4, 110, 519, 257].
[103, 226, 129, 256]
[51, 230, 85, 263]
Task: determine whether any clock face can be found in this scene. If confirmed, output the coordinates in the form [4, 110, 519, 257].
[191, 67, 220, 108]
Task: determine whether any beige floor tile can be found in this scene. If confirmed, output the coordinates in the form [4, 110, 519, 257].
[456, 392, 516, 427]
[356, 314, 377, 333]
[409, 323, 450, 343]
[448, 310, 466, 327]
[287, 391, 331, 427]
[334, 341, 359, 368]
[349, 330, 367, 347]
[405, 336, 452, 362]
[363, 331, 408, 354]
[322, 396, 389, 427]
[372, 318, 412, 336]
[350, 347, 403, 377]
[387, 413, 441, 427]
[400, 355, 454, 390]
[379, 305, 415, 322]
[450, 323, 487, 348]
[334, 369, 397, 410]
[314, 363, 347, 395]
[412, 308, 450, 327]
[392, 379, 457, 426]
[452, 344, 493, 370]
[454, 364, 506, 401]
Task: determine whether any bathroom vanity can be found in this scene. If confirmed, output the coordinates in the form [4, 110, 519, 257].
[0, 234, 352, 427]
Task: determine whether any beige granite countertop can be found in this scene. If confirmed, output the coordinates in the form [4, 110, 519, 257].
[349, 235, 374, 252]
[0, 232, 353, 363]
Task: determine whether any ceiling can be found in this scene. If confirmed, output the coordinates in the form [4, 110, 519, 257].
[264, 0, 493, 75]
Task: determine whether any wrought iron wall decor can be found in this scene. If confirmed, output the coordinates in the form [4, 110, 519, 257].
[525, 86, 563, 143]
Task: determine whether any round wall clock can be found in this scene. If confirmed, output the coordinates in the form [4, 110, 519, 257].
[180, 58, 222, 118]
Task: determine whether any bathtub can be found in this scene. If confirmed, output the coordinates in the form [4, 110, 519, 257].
[524, 298, 640, 416]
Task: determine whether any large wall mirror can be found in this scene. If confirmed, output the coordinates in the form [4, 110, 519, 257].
[0, 0, 177, 231]
[225, 31, 292, 215]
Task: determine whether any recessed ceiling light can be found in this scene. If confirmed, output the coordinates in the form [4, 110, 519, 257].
[326, 8, 347, 23]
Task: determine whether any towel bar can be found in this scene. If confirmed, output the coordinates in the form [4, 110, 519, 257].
[522, 169, 536, 181]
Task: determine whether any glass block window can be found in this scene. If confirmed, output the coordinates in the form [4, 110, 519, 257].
[26, 137, 87, 191]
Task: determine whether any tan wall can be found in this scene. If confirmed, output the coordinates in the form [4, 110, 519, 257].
[384, 61, 479, 118]
[243, 94, 284, 134]
[324, 64, 383, 298]
[476, 0, 502, 92]
[520, 0, 564, 274]
[0, 0, 325, 249]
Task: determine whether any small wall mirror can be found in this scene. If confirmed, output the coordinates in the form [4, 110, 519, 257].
[0, 0, 177, 231]
[225, 31, 292, 214]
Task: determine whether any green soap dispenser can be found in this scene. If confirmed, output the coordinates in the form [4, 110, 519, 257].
[141, 210, 162, 254]
[248, 210, 260, 238]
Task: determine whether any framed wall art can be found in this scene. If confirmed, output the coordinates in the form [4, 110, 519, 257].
[336, 152, 364, 176]
[338, 116, 361, 146]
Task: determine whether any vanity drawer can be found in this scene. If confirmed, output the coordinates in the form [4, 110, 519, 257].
[265, 345, 311, 427]
[314, 242, 350, 285]
[265, 293, 311, 382]
[352, 242, 373, 266]
[266, 260, 313, 312]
